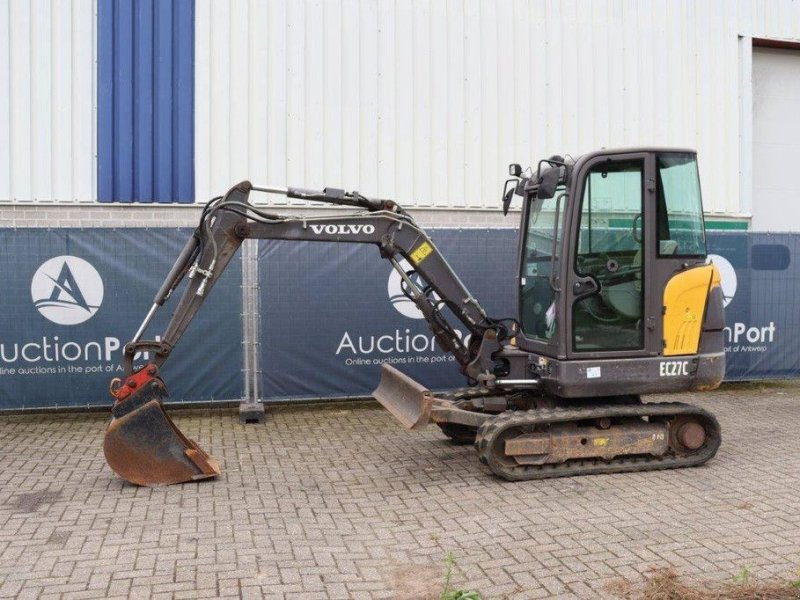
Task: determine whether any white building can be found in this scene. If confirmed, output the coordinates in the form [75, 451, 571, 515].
[1, 0, 799, 231]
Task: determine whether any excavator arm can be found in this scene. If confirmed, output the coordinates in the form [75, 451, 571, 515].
[104, 181, 509, 486]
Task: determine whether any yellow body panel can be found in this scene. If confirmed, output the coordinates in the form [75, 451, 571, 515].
[662, 264, 717, 356]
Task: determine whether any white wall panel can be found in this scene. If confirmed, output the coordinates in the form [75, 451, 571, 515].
[2, 0, 798, 210]
[195, 0, 800, 215]
[0, 0, 94, 203]
[751, 47, 800, 231]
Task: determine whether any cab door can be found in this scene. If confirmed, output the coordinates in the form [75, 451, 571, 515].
[651, 152, 711, 356]
[566, 152, 660, 359]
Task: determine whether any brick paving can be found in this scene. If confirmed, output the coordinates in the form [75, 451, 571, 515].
[1, 382, 800, 599]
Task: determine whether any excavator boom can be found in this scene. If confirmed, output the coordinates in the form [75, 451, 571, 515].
[105, 181, 506, 486]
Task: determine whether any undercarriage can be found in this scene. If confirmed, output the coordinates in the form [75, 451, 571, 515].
[374, 364, 721, 481]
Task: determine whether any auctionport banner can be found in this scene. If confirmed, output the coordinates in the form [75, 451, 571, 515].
[258, 230, 800, 400]
[707, 232, 800, 380]
[0, 229, 243, 409]
[0, 228, 797, 411]
[259, 229, 518, 398]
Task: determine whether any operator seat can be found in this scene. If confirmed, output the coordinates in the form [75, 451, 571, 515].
[601, 240, 678, 319]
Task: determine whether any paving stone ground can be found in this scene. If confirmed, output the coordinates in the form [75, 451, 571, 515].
[1, 382, 800, 599]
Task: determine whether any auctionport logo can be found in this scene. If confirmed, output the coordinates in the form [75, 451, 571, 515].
[707, 254, 736, 307]
[31, 256, 104, 325]
[387, 259, 439, 319]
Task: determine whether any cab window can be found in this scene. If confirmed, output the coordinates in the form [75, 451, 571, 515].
[573, 160, 644, 351]
[657, 154, 706, 257]
[519, 187, 565, 340]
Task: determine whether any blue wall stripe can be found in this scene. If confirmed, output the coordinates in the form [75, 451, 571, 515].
[97, 4, 114, 201]
[174, 5, 194, 200]
[98, 0, 195, 203]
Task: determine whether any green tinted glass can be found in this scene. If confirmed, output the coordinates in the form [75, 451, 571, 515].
[520, 188, 565, 340]
[657, 154, 706, 257]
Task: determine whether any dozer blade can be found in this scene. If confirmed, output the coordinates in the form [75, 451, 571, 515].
[372, 364, 435, 430]
[103, 368, 220, 486]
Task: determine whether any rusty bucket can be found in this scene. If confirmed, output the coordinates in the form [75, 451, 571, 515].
[103, 366, 220, 486]
[372, 364, 434, 430]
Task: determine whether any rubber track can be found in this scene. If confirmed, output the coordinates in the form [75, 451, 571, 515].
[474, 402, 721, 481]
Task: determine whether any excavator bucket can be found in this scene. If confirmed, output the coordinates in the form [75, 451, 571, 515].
[103, 365, 220, 486]
[372, 364, 435, 430]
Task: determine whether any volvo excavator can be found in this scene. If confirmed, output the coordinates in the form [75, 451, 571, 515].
[104, 148, 726, 486]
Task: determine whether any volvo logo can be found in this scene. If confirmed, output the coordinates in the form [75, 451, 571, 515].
[310, 223, 375, 235]
[31, 256, 104, 325]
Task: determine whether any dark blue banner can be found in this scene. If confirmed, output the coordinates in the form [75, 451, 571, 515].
[258, 229, 800, 400]
[259, 229, 519, 397]
[707, 232, 800, 380]
[0, 228, 242, 409]
[1, 227, 796, 410]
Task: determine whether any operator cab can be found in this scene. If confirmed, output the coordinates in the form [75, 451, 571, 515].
[504, 149, 709, 362]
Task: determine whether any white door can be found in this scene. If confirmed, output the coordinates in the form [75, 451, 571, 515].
[752, 47, 800, 232]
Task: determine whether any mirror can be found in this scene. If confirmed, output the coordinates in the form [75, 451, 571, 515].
[502, 179, 516, 215]
[537, 167, 560, 199]
[509, 163, 522, 177]
[632, 213, 642, 243]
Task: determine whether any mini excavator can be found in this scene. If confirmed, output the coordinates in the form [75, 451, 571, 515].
[104, 148, 725, 486]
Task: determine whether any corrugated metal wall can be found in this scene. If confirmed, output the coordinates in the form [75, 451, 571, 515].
[1, 0, 800, 210]
[0, 0, 94, 203]
[194, 0, 800, 216]
[97, 0, 195, 203]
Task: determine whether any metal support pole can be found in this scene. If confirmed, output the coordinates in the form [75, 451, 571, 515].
[241, 242, 251, 403]
[250, 239, 263, 402]
[239, 239, 266, 424]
